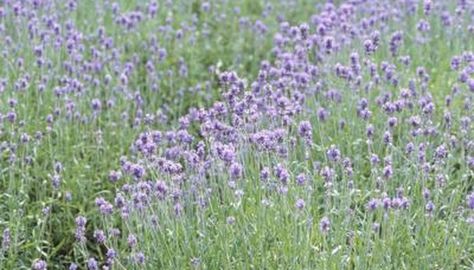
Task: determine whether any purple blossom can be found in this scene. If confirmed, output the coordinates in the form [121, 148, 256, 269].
[131, 164, 145, 179]
[467, 79, 474, 92]
[127, 234, 137, 248]
[260, 167, 270, 182]
[93, 230, 106, 244]
[367, 199, 379, 211]
[108, 170, 122, 183]
[106, 248, 117, 260]
[2, 228, 10, 250]
[298, 121, 312, 141]
[275, 164, 289, 184]
[229, 163, 243, 179]
[382, 165, 393, 179]
[51, 174, 61, 189]
[326, 145, 341, 162]
[95, 197, 113, 215]
[423, 188, 431, 200]
[75, 216, 87, 243]
[317, 107, 329, 121]
[370, 154, 380, 166]
[174, 203, 183, 216]
[383, 131, 392, 145]
[295, 198, 305, 210]
[91, 99, 101, 111]
[87, 258, 98, 270]
[366, 125, 375, 138]
[32, 260, 47, 270]
[296, 173, 306, 185]
[382, 197, 392, 210]
[434, 144, 448, 160]
[320, 166, 335, 184]
[425, 201, 435, 216]
[319, 216, 330, 234]
[226, 216, 236, 225]
[467, 192, 474, 210]
[134, 252, 145, 264]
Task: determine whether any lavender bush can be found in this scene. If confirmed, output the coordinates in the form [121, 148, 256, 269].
[0, 0, 473, 269]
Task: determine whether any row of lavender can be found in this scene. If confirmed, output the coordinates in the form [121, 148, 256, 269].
[0, 0, 473, 269]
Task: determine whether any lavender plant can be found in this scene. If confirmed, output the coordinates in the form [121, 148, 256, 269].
[0, 0, 473, 269]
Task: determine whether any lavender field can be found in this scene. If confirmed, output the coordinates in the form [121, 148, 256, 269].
[0, 0, 473, 269]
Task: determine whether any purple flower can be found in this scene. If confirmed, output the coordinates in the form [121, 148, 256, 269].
[451, 56, 461, 70]
[54, 161, 63, 173]
[382, 165, 393, 179]
[317, 107, 329, 121]
[295, 199, 305, 210]
[260, 167, 270, 182]
[93, 230, 106, 244]
[298, 121, 312, 140]
[467, 192, 474, 210]
[324, 36, 334, 54]
[387, 117, 398, 128]
[134, 252, 145, 264]
[191, 257, 201, 267]
[467, 79, 474, 92]
[364, 39, 374, 54]
[75, 216, 86, 227]
[51, 174, 61, 189]
[6, 111, 16, 123]
[226, 216, 236, 225]
[366, 125, 374, 138]
[42, 206, 50, 216]
[87, 258, 98, 270]
[435, 145, 448, 160]
[366, 199, 379, 211]
[91, 99, 101, 111]
[2, 228, 10, 250]
[108, 170, 122, 183]
[128, 234, 137, 248]
[106, 248, 117, 260]
[275, 164, 289, 184]
[32, 259, 47, 270]
[95, 197, 113, 215]
[370, 154, 380, 166]
[468, 156, 474, 170]
[467, 216, 474, 225]
[131, 164, 145, 179]
[229, 163, 243, 179]
[326, 145, 341, 162]
[423, 188, 431, 200]
[425, 201, 435, 215]
[216, 143, 236, 163]
[320, 166, 335, 184]
[382, 197, 391, 210]
[383, 131, 392, 144]
[174, 203, 183, 216]
[296, 173, 306, 185]
[75, 216, 87, 243]
[201, 2, 210, 12]
[319, 216, 330, 234]
[406, 142, 415, 154]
